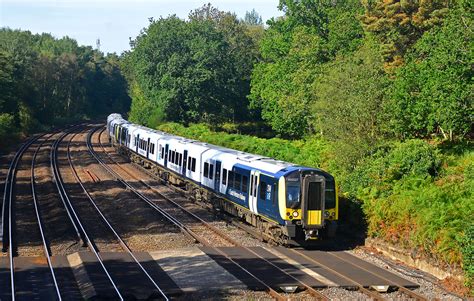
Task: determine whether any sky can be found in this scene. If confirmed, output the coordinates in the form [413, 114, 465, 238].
[0, 0, 282, 54]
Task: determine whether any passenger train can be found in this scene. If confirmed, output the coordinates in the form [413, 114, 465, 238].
[107, 113, 338, 245]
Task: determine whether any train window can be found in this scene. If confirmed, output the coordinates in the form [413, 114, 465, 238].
[260, 181, 267, 200]
[179, 153, 183, 166]
[161, 147, 165, 160]
[168, 149, 171, 161]
[187, 157, 191, 170]
[191, 158, 196, 172]
[209, 164, 214, 180]
[286, 174, 300, 209]
[242, 175, 248, 193]
[170, 151, 174, 163]
[253, 176, 258, 197]
[222, 169, 227, 185]
[325, 180, 336, 209]
[204, 163, 209, 178]
[249, 175, 253, 195]
[234, 173, 241, 190]
[173, 151, 177, 164]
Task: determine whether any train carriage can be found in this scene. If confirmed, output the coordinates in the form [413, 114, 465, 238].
[107, 114, 338, 245]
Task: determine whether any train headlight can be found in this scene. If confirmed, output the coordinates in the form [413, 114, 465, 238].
[292, 211, 299, 218]
[324, 211, 330, 218]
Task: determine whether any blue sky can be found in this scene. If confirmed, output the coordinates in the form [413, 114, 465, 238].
[0, 0, 282, 54]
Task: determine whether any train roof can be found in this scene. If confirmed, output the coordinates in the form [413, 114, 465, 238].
[108, 113, 300, 175]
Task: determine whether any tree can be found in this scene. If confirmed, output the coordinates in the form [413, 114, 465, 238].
[0, 28, 130, 133]
[126, 6, 261, 126]
[249, 0, 364, 138]
[0, 51, 15, 113]
[389, 4, 473, 139]
[361, 0, 451, 71]
[312, 39, 390, 170]
[127, 16, 236, 125]
[244, 9, 263, 26]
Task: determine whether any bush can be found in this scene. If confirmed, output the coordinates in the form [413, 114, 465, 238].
[461, 223, 474, 294]
[356, 144, 473, 274]
[0, 113, 15, 134]
[157, 122, 331, 169]
[343, 140, 441, 197]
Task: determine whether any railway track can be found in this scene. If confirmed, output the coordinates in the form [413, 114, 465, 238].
[57, 126, 171, 300]
[2, 133, 64, 300]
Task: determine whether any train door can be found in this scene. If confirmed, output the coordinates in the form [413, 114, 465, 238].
[301, 174, 325, 229]
[182, 150, 188, 175]
[257, 175, 276, 218]
[214, 161, 221, 192]
[146, 137, 150, 159]
[164, 144, 169, 167]
[248, 170, 260, 214]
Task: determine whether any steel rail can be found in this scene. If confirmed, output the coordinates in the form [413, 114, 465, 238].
[328, 252, 427, 300]
[2, 134, 44, 300]
[292, 249, 386, 300]
[93, 126, 327, 300]
[52, 126, 124, 300]
[31, 132, 63, 300]
[68, 128, 169, 301]
[50, 128, 83, 243]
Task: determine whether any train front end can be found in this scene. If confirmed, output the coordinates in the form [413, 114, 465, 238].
[279, 168, 338, 242]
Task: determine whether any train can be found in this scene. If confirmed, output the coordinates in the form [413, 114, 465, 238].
[107, 113, 338, 245]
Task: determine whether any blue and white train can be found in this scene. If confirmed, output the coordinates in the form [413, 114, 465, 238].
[107, 113, 338, 244]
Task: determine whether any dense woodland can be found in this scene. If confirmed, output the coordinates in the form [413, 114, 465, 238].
[0, 29, 130, 146]
[0, 0, 472, 293]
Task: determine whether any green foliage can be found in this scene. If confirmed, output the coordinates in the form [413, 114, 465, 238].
[0, 29, 130, 138]
[243, 9, 263, 26]
[125, 6, 260, 127]
[157, 122, 330, 169]
[344, 140, 441, 196]
[389, 6, 473, 139]
[348, 141, 472, 277]
[250, 0, 364, 137]
[361, 0, 451, 71]
[461, 223, 474, 292]
[0, 113, 17, 148]
[312, 39, 390, 170]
